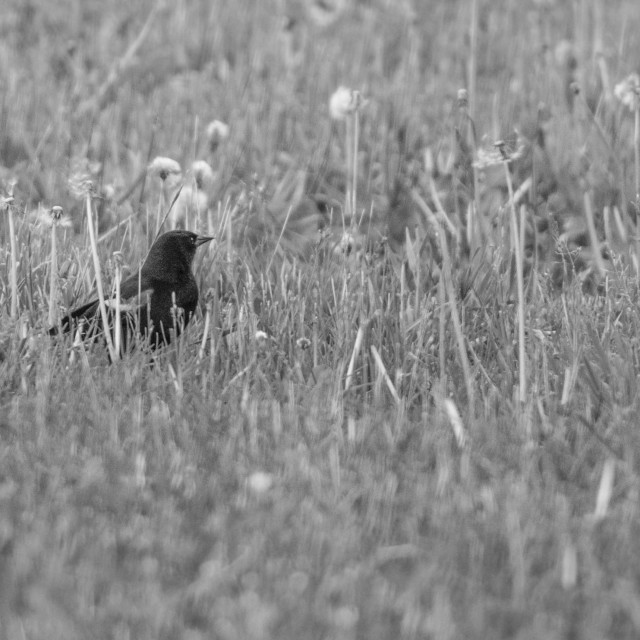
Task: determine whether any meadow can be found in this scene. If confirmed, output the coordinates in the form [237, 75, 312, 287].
[2, 0, 640, 637]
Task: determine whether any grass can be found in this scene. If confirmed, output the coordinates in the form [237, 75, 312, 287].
[2, 0, 640, 638]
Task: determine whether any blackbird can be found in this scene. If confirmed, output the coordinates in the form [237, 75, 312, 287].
[51, 230, 213, 350]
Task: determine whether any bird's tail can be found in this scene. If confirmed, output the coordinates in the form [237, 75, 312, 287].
[48, 299, 100, 335]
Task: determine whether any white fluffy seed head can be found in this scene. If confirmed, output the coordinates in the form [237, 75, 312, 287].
[614, 73, 640, 112]
[36, 204, 72, 228]
[148, 156, 182, 181]
[206, 120, 230, 151]
[247, 471, 274, 494]
[329, 86, 364, 120]
[191, 160, 215, 191]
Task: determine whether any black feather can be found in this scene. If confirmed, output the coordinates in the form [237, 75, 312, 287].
[51, 230, 213, 351]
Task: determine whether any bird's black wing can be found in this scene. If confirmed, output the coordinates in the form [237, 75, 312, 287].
[118, 270, 156, 301]
[50, 270, 156, 336]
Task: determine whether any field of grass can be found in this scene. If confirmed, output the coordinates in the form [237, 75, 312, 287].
[3, 0, 640, 638]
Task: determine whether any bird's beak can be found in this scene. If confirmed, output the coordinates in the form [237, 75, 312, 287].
[195, 235, 214, 247]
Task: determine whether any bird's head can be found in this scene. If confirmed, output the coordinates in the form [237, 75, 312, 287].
[142, 230, 214, 283]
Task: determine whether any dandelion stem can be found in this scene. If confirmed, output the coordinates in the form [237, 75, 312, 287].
[468, 0, 478, 122]
[197, 300, 212, 364]
[114, 259, 122, 356]
[583, 191, 607, 276]
[352, 109, 359, 217]
[48, 223, 58, 327]
[635, 106, 640, 274]
[438, 270, 447, 395]
[8, 205, 18, 319]
[85, 191, 118, 361]
[345, 116, 354, 217]
[503, 161, 526, 403]
[634, 106, 640, 204]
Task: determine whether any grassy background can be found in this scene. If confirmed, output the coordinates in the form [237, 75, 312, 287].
[3, 0, 640, 638]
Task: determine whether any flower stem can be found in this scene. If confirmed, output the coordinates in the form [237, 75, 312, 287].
[352, 109, 359, 217]
[635, 106, 640, 274]
[345, 116, 354, 217]
[8, 205, 18, 319]
[48, 223, 58, 327]
[85, 191, 118, 361]
[114, 259, 122, 356]
[503, 161, 526, 404]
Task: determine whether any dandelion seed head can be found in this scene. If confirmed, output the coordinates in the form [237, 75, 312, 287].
[308, 0, 346, 28]
[50, 205, 64, 221]
[0, 194, 14, 212]
[35, 205, 72, 229]
[332, 606, 359, 630]
[614, 73, 640, 112]
[473, 139, 525, 169]
[457, 88, 469, 109]
[2, 177, 17, 199]
[102, 184, 116, 201]
[296, 337, 311, 350]
[206, 120, 230, 152]
[338, 232, 355, 254]
[555, 40, 576, 69]
[148, 156, 182, 181]
[329, 86, 365, 120]
[112, 251, 125, 268]
[247, 471, 273, 494]
[191, 160, 215, 191]
[494, 140, 509, 160]
[473, 147, 503, 169]
[68, 158, 100, 199]
[68, 172, 95, 199]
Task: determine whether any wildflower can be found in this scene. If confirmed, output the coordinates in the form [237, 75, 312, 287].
[2, 179, 18, 318]
[329, 86, 365, 120]
[206, 120, 230, 152]
[165, 161, 214, 229]
[473, 139, 525, 169]
[554, 40, 576, 69]
[0, 193, 14, 211]
[37, 204, 72, 228]
[473, 146, 504, 169]
[51, 205, 63, 222]
[68, 172, 95, 199]
[247, 471, 274, 494]
[614, 73, 640, 112]
[457, 88, 469, 109]
[191, 160, 215, 191]
[102, 184, 116, 201]
[170, 183, 209, 230]
[111, 250, 125, 268]
[338, 232, 355, 254]
[296, 337, 311, 350]
[148, 156, 182, 181]
[68, 158, 100, 199]
[308, 0, 346, 28]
